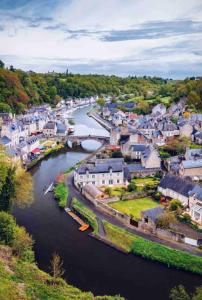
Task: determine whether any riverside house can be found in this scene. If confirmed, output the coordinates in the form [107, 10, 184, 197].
[74, 158, 126, 189]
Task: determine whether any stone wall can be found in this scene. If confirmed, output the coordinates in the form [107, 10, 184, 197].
[94, 200, 131, 225]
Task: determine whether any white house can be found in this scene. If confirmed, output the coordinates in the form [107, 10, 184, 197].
[74, 158, 125, 188]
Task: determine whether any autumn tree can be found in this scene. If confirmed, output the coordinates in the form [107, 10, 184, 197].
[156, 211, 176, 229]
[50, 252, 65, 281]
[96, 97, 105, 107]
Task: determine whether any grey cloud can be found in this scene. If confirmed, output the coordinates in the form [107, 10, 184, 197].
[102, 20, 202, 42]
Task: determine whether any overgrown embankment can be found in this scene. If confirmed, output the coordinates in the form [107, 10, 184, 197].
[103, 221, 202, 275]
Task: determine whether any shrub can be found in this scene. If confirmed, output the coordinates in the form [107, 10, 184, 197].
[127, 182, 137, 192]
[169, 199, 183, 211]
[12, 226, 34, 262]
[54, 183, 68, 208]
[0, 212, 16, 245]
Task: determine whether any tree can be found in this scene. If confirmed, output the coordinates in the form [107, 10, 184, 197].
[12, 225, 34, 261]
[0, 103, 12, 113]
[0, 165, 15, 212]
[111, 150, 123, 158]
[50, 252, 64, 280]
[170, 285, 190, 300]
[187, 91, 201, 110]
[127, 181, 137, 192]
[169, 199, 183, 212]
[14, 165, 33, 208]
[0, 211, 16, 245]
[157, 212, 176, 229]
[0, 60, 4, 69]
[96, 97, 105, 107]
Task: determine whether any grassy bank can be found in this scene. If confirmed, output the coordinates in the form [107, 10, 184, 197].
[0, 245, 123, 300]
[72, 198, 98, 234]
[54, 183, 68, 208]
[103, 221, 202, 275]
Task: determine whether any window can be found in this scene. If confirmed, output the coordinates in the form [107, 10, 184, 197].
[109, 179, 113, 185]
[92, 175, 95, 178]
[102, 180, 105, 184]
[117, 179, 120, 184]
[92, 181, 95, 185]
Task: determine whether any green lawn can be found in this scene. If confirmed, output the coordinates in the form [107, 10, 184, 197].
[109, 197, 159, 220]
[132, 177, 159, 192]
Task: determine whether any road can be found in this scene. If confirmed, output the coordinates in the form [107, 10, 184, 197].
[67, 173, 202, 257]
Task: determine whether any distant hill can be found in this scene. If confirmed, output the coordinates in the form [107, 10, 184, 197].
[0, 60, 201, 113]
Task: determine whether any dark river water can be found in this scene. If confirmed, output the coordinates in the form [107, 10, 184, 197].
[13, 106, 202, 300]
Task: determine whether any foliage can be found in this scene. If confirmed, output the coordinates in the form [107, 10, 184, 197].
[0, 212, 16, 245]
[111, 150, 123, 158]
[71, 198, 98, 234]
[50, 252, 65, 280]
[0, 154, 33, 211]
[0, 245, 123, 300]
[169, 199, 183, 212]
[170, 285, 191, 300]
[156, 212, 177, 229]
[127, 181, 137, 192]
[54, 183, 68, 208]
[12, 226, 34, 262]
[97, 97, 105, 107]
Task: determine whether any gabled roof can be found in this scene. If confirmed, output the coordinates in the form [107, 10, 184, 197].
[130, 144, 147, 152]
[159, 174, 195, 198]
[182, 159, 202, 169]
[142, 206, 164, 222]
[82, 183, 103, 198]
[0, 136, 11, 145]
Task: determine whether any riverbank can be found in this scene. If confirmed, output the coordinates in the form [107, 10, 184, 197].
[26, 143, 66, 170]
[14, 105, 202, 300]
[65, 193, 202, 275]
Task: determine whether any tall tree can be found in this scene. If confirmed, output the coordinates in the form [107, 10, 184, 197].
[50, 252, 65, 281]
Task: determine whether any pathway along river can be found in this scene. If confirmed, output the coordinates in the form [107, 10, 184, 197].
[13, 106, 201, 300]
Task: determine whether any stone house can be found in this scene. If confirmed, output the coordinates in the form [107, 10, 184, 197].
[139, 206, 164, 233]
[129, 144, 147, 160]
[158, 174, 194, 206]
[82, 183, 105, 203]
[141, 145, 161, 169]
[179, 123, 193, 138]
[194, 132, 202, 145]
[43, 121, 57, 137]
[185, 148, 202, 161]
[74, 158, 125, 188]
[179, 160, 202, 180]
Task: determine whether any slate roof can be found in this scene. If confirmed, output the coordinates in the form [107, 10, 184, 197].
[76, 162, 124, 174]
[130, 144, 147, 152]
[159, 174, 195, 198]
[142, 206, 164, 222]
[44, 121, 56, 129]
[195, 132, 202, 140]
[56, 123, 67, 133]
[182, 159, 202, 169]
[82, 183, 103, 198]
[186, 149, 202, 160]
[0, 136, 11, 145]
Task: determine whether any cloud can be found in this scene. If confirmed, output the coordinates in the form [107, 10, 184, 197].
[101, 20, 202, 42]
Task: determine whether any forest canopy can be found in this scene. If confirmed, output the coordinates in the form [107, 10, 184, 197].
[0, 60, 201, 113]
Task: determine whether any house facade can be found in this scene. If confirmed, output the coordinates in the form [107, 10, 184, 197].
[74, 158, 125, 188]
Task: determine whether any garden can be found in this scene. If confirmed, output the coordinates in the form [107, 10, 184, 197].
[109, 197, 159, 220]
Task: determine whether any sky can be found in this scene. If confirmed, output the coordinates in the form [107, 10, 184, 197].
[0, 0, 202, 78]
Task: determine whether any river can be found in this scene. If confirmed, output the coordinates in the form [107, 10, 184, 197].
[13, 106, 202, 300]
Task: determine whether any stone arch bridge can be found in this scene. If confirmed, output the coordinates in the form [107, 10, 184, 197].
[66, 135, 110, 150]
